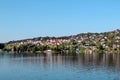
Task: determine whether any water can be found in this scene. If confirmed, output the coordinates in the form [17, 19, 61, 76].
[0, 53, 120, 80]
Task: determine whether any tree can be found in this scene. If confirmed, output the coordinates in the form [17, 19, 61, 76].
[0, 43, 5, 49]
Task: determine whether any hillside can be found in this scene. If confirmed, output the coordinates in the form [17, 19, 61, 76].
[3, 29, 120, 54]
[7, 29, 120, 44]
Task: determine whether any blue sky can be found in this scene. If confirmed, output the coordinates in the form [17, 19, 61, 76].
[0, 0, 120, 42]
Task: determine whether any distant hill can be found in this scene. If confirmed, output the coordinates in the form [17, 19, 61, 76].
[7, 29, 120, 44]
[3, 29, 120, 54]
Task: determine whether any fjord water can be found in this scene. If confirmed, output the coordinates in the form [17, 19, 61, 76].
[0, 53, 120, 80]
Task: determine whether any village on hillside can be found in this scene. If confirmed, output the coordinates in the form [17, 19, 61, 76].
[1, 29, 120, 54]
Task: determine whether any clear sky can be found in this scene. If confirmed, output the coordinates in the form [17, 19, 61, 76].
[0, 0, 120, 43]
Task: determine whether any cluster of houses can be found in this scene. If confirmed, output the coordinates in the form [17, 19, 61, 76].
[8, 39, 71, 46]
[7, 29, 120, 53]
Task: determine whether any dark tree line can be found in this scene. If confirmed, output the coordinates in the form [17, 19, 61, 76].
[0, 43, 5, 49]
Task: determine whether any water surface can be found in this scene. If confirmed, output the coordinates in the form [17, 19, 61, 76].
[0, 53, 120, 80]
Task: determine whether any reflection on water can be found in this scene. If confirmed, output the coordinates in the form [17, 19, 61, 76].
[8, 53, 120, 70]
[0, 53, 120, 80]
